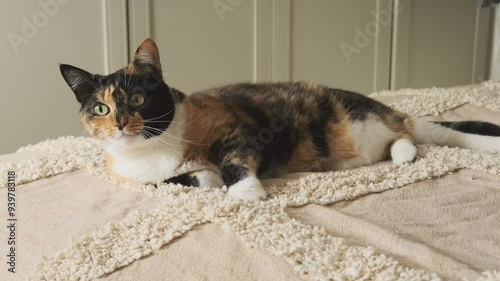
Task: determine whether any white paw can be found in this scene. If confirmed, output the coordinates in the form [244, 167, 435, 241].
[391, 139, 417, 166]
[196, 170, 224, 188]
[227, 176, 267, 201]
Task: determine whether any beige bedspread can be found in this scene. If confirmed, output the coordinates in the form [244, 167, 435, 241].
[1, 82, 500, 281]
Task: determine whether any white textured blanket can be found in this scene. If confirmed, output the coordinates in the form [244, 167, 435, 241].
[1, 82, 500, 281]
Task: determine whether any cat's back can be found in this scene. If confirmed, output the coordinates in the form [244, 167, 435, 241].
[187, 81, 393, 120]
[189, 82, 341, 114]
[190, 82, 330, 105]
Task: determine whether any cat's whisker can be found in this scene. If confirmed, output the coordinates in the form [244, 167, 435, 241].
[80, 74, 100, 93]
[83, 71, 105, 94]
[142, 126, 167, 132]
[123, 71, 127, 84]
[142, 118, 181, 124]
[96, 73, 107, 94]
[71, 138, 105, 160]
[141, 130, 181, 156]
[126, 71, 132, 90]
[142, 127, 185, 148]
[142, 108, 175, 122]
[123, 72, 129, 90]
[124, 130, 143, 136]
[150, 128, 205, 145]
[141, 125, 193, 143]
[75, 129, 89, 137]
[98, 80, 106, 94]
[88, 141, 104, 152]
[152, 138, 182, 154]
[121, 72, 128, 90]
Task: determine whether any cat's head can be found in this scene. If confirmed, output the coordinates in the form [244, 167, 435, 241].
[60, 39, 180, 145]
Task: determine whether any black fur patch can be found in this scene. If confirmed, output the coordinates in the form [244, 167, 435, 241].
[433, 121, 500, 137]
[332, 89, 393, 121]
[221, 164, 248, 186]
[219, 92, 270, 129]
[163, 174, 200, 187]
[121, 72, 175, 139]
[256, 121, 298, 177]
[59, 64, 98, 105]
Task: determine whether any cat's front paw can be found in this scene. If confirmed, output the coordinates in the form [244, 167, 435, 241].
[227, 176, 267, 201]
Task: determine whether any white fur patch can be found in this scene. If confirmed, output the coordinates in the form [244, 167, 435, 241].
[195, 169, 224, 188]
[391, 139, 417, 165]
[335, 120, 397, 169]
[105, 104, 187, 182]
[227, 176, 267, 201]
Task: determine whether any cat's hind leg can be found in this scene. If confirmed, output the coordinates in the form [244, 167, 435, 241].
[390, 135, 417, 165]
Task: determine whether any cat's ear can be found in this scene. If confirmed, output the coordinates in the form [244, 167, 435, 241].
[59, 64, 98, 104]
[129, 38, 162, 74]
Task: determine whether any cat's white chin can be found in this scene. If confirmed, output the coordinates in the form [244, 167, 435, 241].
[106, 132, 142, 146]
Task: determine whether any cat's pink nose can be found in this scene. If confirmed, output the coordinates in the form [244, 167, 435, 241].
[116, 120, 129, 130]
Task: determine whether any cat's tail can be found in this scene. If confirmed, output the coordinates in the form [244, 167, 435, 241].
[410, 119, 500, 152]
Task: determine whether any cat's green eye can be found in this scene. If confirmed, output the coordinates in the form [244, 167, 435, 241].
[93, 104, 110, 116]
[129, 93, 144, 107]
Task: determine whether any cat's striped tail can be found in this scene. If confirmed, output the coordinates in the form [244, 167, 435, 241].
[411, 119, 500, 152]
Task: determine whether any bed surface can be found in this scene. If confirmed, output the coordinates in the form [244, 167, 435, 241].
[1, 81, 499, 281]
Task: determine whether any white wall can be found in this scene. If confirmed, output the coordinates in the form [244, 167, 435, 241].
[0, 0, 117, 154]
[135, 0, 393, 95]
[391, 0, 491, 89]
[490, 6, 500, 80]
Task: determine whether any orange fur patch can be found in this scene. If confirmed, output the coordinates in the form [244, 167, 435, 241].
[286, 141, 324, 172]
[182, 97, 236, 163]
[286, 106, 359, 173]
[303, 81, 320, 91]
[105, 152, 132, 183]
[126, 112, 145, 136]
[86, 86, 119, 139]
[381, 112, 412, 134]
[326, 117, 359, 161]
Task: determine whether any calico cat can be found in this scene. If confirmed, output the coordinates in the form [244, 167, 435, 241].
[60, 38, 500, 201]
